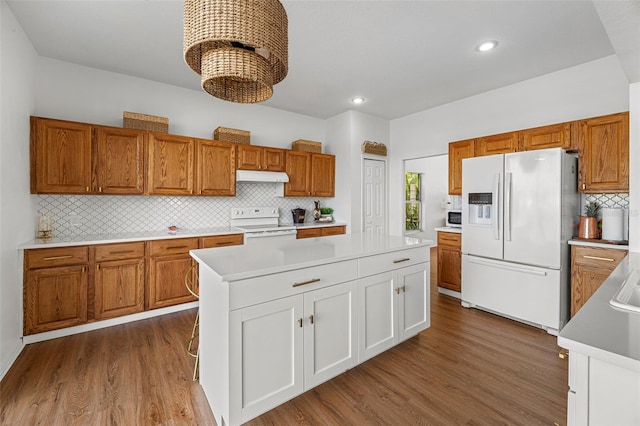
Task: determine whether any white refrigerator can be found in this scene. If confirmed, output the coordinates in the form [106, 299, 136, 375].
[461, 147, 578, 334]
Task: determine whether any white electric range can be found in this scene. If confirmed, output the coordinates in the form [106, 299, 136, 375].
[230, 207, 297, 244]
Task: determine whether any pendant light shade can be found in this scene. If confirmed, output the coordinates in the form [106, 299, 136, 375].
[184, 0, 288, 103]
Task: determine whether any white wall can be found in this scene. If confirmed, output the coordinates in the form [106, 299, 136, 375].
[629, 82, 640, 253]
[404, 155, 448, 241]
[325, 112, 352, 226]
[35, 58, 325, 149]
[325, 110, 389, 232]
[0, 1, 38, 379]
[389, 55, 631, 235]
[349, 111, 389, 233]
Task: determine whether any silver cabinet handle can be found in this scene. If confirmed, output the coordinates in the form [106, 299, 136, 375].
[393, 258, 410, 264]
[292, 278, 320, 288]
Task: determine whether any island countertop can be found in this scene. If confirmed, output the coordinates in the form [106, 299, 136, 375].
[558, 252, 640, 371]
[190, 233, 434, 282]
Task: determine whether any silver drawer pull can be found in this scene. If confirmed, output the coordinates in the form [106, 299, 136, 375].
[583, 255, 615, 262]
[292, 278, 320, 288]
[393, 258, 410, 264]
[109, 250, 135, 255]
[43, 255, 73, 261]
[166, 245, 188, 250]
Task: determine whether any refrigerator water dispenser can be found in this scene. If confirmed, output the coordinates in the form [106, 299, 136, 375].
[468, 193, 493, 226]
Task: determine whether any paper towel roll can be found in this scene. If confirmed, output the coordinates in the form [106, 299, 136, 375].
[602, 208, 624, 241]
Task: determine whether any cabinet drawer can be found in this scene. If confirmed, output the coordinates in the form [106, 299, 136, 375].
[572, 246, 627, 270]
[25, 246, 89, 269]
[200, 233, 243, 248]
[322, 226, 346, 236]
[437, 232, 461, 248]
[358, 247, 428, 278]
[229, 260, 358, 310]
[94, 242, 145, 262]
[149, 238, 199, 256]
[296, 228, 323, 239]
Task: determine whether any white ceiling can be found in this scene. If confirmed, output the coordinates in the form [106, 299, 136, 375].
[7, 0, 640, 120]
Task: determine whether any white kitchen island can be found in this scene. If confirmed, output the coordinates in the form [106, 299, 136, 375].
[558, 252, 640, 425]
[190, 233, 434, 426]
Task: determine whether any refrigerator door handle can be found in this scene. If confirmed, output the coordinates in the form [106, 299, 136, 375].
[467, 257, 548, 277]
[504, 172, 512, 241]
[493, 173, 500, 240]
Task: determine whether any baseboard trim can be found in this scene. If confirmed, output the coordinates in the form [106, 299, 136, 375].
[22, 301, 199, 345]
[0, 340, 25, 382]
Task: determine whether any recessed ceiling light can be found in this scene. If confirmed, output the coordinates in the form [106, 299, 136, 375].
[351, 97, 365, 104]
[476, 40, 498, 52]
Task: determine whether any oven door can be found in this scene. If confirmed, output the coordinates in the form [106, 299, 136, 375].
[243, 229, 298, 244]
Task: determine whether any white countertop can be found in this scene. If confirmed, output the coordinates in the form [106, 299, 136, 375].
[19, 227, 242, 249]
[569, 238, 629, 250]
[18, 222, 349, 250]
[434, 226, 462, 234]
[294, 221, 347, 229]
[191, 233, 434, 282]
[558, 252, 640, 371]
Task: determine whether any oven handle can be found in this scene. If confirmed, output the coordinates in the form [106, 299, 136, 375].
[243, 230, 298, 239]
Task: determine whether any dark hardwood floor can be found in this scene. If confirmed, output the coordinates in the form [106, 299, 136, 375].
[1, 248, 568, 425]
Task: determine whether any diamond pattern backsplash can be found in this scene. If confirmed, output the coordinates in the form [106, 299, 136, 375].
[584, 193, 629, 209]
[37, 184, 334, 237]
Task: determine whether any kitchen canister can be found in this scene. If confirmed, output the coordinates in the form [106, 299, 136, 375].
[601, 208, 624, 241]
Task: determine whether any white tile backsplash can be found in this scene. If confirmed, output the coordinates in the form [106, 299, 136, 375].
[584, 193, 629, 209]
[37, 183, 333, 237]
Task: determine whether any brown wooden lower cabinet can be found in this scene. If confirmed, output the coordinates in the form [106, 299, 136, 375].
[94, 242, 145, 320]
[24, 246, 90, 335]
[296, 225, 346, 239]
[147, 238, 199, 310]
[23, 233, 245, 335]
[25, 265, 88, 335]
[437, 231, 461, 292]
[570, 245, 627, 317]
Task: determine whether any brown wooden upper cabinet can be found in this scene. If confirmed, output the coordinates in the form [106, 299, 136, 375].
[236, 145, 286, 172]
[577, 112, 629, 193]
[448, 139, 475, 195]
[94, 126, 146, 194]
[147, 133, 195, 195]
[311, 153, 336, 197]
[519, 122, 575, 151]
[284, 151, 335, 197]
[31, 117, 146, 195]
[31, 117, 93, 194]
[475, 131, 518, 156]
[196, 139, 236, 196]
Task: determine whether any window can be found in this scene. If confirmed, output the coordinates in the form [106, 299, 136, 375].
[405, 172, 421, 231]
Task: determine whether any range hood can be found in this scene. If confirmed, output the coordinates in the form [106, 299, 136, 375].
[236, 170, 289, 183]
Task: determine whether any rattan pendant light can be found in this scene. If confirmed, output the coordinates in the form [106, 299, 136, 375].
[183, 0, 288, 103]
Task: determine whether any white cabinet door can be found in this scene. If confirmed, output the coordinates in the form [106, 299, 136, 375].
[397, 263, 429, 341]
[358, 271, 397, 362]
[231, 296, 304, 424]
[358, 264, 430, 363]
[303, 281, 357, 389]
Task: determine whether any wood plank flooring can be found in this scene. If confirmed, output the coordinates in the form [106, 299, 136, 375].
[1, 248, 568, 425]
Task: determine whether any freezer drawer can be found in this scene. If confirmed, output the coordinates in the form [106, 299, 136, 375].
[461, 254, 564, 332]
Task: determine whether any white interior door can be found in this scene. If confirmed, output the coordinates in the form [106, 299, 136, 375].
[363, 159, 386, 235]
